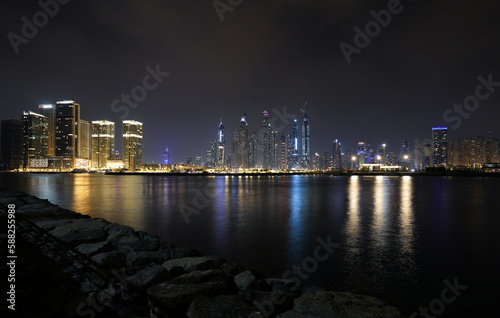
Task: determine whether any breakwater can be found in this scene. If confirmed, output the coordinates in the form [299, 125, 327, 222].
[0, 188, 401, 317]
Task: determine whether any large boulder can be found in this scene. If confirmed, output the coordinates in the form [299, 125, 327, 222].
[91, 251, 126, 270]
[187, 295, 264, 318]
[234, 270, 257, 290]
[35, 219, 72, 231]
[293, 290, 401, 318]
[148, 281, 230, 317]
[161, 256, 225, 274]
[126, 251, 171, 266]
[75, 241, 113, 256]
[126, 265, 169, 291]
[49, 219, 110, 247]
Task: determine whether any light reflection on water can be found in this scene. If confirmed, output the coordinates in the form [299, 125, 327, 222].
[1, 173, 499, 316]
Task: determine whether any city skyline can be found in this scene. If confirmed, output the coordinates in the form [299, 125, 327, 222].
[1, 101, 499, 170]
[2, 1, 500, 164]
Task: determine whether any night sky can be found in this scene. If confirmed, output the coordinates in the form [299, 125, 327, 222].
[2, 0, 500, 163]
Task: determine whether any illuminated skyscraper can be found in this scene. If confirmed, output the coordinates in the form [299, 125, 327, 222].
[289, 118, 299, 169]
[122, 120, 143, 171]
[0, 119, 23, 170]
[54, 100, 80, 158]
[279, 134, 288, 170]
[301, 109, 310, 168]
[38, 104, 55, 156]
[91, 120, 115, 169]
[332, 139, 342, 170]
[22, 111, 48, 168]
[248, 132, 257, 168]
[233, 112, 248, 169]
[163, 147, 170, 165]
[80, 119, 91, 160]
[216, 119, 225, 167]
[432, 127, 448, 167]
[262, 111, 272, 169]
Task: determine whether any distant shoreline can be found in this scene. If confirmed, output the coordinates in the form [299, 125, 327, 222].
[2, 171, 499, 177]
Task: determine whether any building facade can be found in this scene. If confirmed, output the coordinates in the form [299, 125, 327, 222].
[122, 120, 143, 171]
[91, 120, 115, 169]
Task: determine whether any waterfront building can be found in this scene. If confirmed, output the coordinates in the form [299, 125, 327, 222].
[279, 134, 288, 170]
[0, 119, 23, 170]
[22, 111, 49, 168]
[248, 132, 257, 168]
[301, 109, 310, 168]
[80, 119, 91, 160]
[216, 119, 226, 167]
[54, 100, 81, 158]
[163, 147, 170, 165]
[332, 139, 342, 170]
[91, 120, 115, 169]
[233, 112, 249, 169]
[37, 104, 55, 156]
[432, 127, 448, 167]
[122, 120, 143, 171]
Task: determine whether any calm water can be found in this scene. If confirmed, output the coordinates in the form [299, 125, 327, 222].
[2, 173, 499, 316]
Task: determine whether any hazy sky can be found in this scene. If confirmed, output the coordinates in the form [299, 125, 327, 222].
[2, 0, 500, 163]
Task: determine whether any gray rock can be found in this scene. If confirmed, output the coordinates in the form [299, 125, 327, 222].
[221, 262, 247, 277]
[35, 219, 72, 231]
[76, 241, 113, 256]
[293, 290, 401, 318]
[234, 270, 257, 290]
[126, 251, 171, 266]
[265, 278, 298, 295]
[187, 295, 264, 318]
[170, 246, 203, 259]
[161, 256, 225, 273]
[91, 251, 126, 269]
[126, 265, 168, 290]
[49, 219, 110, 247]
[239, 289, 295, 316]
[166, 269, 231, 285]
[276, 310, 317, 318]
[147, 281, 230, 316]
[116, 239, 158, 254]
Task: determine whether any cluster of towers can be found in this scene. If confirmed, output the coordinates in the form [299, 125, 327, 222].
[0, 101, 143, 171]
[204, 108, 311, 170]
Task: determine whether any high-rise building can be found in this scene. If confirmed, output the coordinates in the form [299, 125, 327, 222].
[91, 120, 115, 169]
[80, 119, 91, 160]
[432, 127, 448, 167]
[248, 132, 257, 168]
[216, 119, 225, 167]
[54, 100, 80, 158]
[262, 111, 272, 169]
[233, 112, 249, 169]
[400, 139, 410, 164]
[22, 111, 49, 168]
[38, 104, 55, 156]
[163, 147, 170, 165]
[195, 156, 203, 166]
[332, 139, 342, 170]
[486, 139, 499, 163]
[301, 109, 310, 168]
[0, 119, 23, 171]
[186, 156, 192, 165]
[279, 134, 288, 170]
[270, 130, 278, 169]
[289, 118, 299, 169]
[122, 120, 143, 171]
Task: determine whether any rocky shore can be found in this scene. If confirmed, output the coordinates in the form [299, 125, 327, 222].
[0, 188, 401, 318]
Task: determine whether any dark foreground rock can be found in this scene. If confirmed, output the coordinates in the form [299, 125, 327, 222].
[0, 188, 401, 318]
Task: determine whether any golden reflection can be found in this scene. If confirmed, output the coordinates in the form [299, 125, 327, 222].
[399, 176, 414, 254]
[371, 176, 388, 248]
[345, 176, 360, 250]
